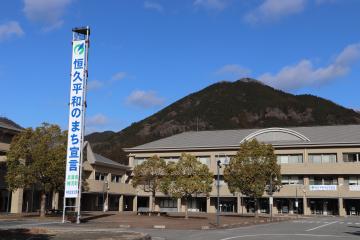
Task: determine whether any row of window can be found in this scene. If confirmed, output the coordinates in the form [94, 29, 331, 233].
[94, 172, 122, 183]
[134, 153, 360, 166]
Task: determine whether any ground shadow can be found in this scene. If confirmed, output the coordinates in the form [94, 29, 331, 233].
[81, 213, 115, 222]
[0, 228, 54, 240]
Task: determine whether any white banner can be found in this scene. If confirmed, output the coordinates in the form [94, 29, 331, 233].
[309, 185, 337, 191]
[349, 185, 360, 191]
[64, 40, 86, 198]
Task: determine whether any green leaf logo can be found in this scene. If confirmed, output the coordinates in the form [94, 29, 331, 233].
[74, 43, 85, 55]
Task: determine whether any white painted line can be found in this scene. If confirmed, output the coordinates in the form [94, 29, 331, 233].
[355, 222, 360, 225]
[339, 222, 344, 224]
[219, 233, 348, 240]
[347, 222, 353, 225]
[305, 221, 337, 232]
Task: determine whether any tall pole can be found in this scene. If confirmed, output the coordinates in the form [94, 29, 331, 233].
[216, 159, 221, 226]
[295, 186, 298, 218]
[62, 26, 90, 224]
[269, 176, 273, 221]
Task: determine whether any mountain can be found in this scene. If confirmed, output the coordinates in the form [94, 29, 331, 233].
[85, 78, 360, 164]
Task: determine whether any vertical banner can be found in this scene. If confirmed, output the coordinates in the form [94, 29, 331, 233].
[64, 40, 86, 198]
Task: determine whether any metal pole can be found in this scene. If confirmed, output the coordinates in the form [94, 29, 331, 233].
[216, 158, 221, 226]
[295, 186, 298, 218]
[76, 26, 90, 225]
[269, 176, 273, 221]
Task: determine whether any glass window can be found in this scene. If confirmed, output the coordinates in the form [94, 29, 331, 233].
[343, 153, 360, 162]
[197, 156, 210, 166]
[217, 155, 232, 165]
[159, 198, 177, 208]
[309, 176, 337, 185]
[347, 176, 360, 185]
[277, 154, 303, 164]
[281, 175, 303, 185]
[111, 174, 121, 183]
[163, 157, 179, 164]
[95, 172, 107, 181]
[309, 154, 337, 163]
[133, 158, 147, 166]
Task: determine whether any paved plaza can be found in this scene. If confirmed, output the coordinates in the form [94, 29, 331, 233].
[1, 214, 360, 240]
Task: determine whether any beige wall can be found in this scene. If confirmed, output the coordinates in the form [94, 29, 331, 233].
[128, 146, 360, 200]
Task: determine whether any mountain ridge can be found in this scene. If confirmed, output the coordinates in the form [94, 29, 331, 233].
[86, 78, 360, 164]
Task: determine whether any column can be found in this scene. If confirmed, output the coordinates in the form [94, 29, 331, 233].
[338, 198, 346, 216]
[149, 195, 153, 212]
[206, 197, 211, 213]
[51, 191, 59, 210]
[303, 197, 310, 215]
[177, 198, 182, 212]
[132, 196, 138, 212]
[237, 194, 242, 214]
[272, 199, 277, 215]
[10, 188, 23, 214]
[118, 195, 123, 212]
[289, 199, 294, 214]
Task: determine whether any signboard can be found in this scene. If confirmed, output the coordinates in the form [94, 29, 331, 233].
[309, 185, 337, 191]
[349, 185, 360, 191]
[64, 40, 87, 198]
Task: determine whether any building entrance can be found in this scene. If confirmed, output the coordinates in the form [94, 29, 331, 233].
[309, 199, 338, 215]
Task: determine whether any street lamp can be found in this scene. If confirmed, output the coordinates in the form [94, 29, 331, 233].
[216, 159, 222, 226]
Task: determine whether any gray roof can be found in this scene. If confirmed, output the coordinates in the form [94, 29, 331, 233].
[0, 121, 22, 132]
[86, 142, 130, 170]
[125, 125, 360, 152]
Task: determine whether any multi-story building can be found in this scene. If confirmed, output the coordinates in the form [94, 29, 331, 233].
[4, 124, 360, 216]
[0, 119, 22, 213]
[124, 125, 360, 216]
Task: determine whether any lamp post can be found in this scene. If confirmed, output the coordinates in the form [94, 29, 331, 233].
[216, 159, 222, 226]
[269, 176, 273, 221]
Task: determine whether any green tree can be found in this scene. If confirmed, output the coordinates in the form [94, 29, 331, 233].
[161, 153, 213, 219]
[223, 139, 281, 217]
[6, 123, 67, 217]
[132, 155, 167, 212]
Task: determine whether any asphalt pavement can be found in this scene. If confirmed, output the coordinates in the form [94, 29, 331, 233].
[1, 216, 360, 240]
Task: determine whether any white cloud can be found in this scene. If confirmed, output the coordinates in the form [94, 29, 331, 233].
[0, 21, 24, 41]
[87, 80, 104, 91]
[216, 64, 251, 79]
[111, 72, 127, 81]
[193, 0, 228, 10]
[144, 1, 164, 12]
[258, 43, 360, 90]
[23, 0, 72, 31]
[126, 90, 165, 108]
[244, 0, 306, 24]
[87, 114, 108, 126]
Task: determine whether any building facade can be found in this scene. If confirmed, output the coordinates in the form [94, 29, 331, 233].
[124, 125, 360, 216]
[4, 124, 360, 216]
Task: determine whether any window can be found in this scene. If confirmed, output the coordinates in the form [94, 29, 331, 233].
[159, 198, 177, 208]
[95, 172, 107, 181]
[162, 156, 179, 164]
[276, 154, 303, 164]
[309, 176, 337, 185]
[111, 174, 122, 183]
[133, 157, 147, 166]
[217, 155, 232, 165]
[345, 176, 360, 185]
[281, 176, 303, 185]
[308, 154, 337, 164]
[343, 153, 360, 162]
[197, 156, 210, 166]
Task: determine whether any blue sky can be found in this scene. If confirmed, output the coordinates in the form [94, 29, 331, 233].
[0, 0, 360, 133]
